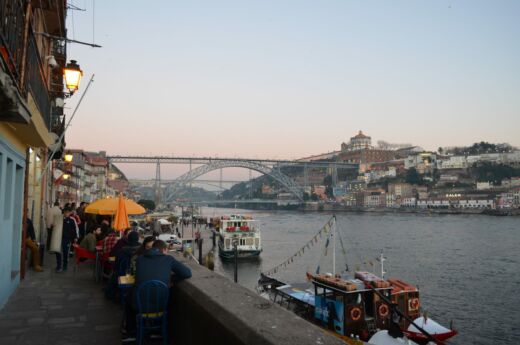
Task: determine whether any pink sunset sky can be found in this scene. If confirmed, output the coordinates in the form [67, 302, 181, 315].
[64, 1, 520, 179]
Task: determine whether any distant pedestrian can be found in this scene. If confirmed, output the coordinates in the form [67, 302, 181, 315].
[46, 201, 62, 249]
[55, 208, 78, 272]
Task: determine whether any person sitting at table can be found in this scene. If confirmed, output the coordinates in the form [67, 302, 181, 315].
[110, 228, 131, 257]
[123, 240, 191, 339]
[99, 218, 112, 241]
[103, 229, 119, 255]
[116, 231, 141, 276]
[105, 231, 141, 302]
[80, 226, 101, 253]
[135, 236, 155, 257]
[130, 236, 155, 274]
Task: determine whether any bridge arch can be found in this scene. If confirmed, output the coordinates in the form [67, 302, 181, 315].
[164, 160, 303, 202]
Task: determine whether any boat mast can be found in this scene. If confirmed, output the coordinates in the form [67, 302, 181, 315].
[332, 216, 336, 276]
[380, 251, 386, 279]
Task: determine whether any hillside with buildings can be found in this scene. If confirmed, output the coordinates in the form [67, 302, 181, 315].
[225, 131, 520, 213]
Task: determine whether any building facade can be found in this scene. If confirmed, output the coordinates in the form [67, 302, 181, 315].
[0, 0, 69, 307]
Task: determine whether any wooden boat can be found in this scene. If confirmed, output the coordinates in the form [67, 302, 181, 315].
[257, 217, 457, 344]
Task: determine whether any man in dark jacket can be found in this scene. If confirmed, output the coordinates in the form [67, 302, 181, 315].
[55, 208, 78, 272]
[110, 228, 131, 257]
[135, 240, 192, 286]
[123, 240, 191, 340]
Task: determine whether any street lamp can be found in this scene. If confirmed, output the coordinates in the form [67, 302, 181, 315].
[63, 60, 83, 96]
[64, 153, 73, 162]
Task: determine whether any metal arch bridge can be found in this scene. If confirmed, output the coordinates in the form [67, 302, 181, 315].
[107, 155, 358, 204]
[163, 160, 305, 202]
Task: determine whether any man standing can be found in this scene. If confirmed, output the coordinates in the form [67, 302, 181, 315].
[55, 208, 78, 272]
[45, 201, 62, 249]
[26, 217, 43, 272]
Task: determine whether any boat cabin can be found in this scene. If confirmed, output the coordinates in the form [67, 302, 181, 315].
[220, 215, 254, 233]
[311, 273, 393, 340]
[218, 215, 262, 258]
[387, 278, 421, 329]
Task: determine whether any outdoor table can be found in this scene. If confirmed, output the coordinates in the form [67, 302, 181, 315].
[118, 274, 135, 288]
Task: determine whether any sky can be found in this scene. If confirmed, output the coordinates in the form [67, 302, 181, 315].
[65, 1, 520, 179]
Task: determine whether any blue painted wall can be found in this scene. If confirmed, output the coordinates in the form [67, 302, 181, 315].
[0, 134, 25, 309]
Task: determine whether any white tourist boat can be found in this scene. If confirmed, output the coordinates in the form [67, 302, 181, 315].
[217, 215, 262, 260]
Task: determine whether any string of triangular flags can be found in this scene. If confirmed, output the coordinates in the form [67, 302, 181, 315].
[262, 217, 335, 276]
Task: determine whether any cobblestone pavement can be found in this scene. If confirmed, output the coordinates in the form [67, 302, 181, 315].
[0, 253, 124, 345]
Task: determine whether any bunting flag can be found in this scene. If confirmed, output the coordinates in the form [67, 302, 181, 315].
[262, 217, 335, 276]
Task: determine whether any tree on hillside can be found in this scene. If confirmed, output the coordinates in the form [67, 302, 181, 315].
[405, 168, 423, 185]
[138, 199, 156, 211]
[470, 162, 520, 185]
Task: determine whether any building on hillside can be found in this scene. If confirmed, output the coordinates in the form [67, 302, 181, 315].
[0, 0, 73, 307]
[437, 156, 468, 170]
[417, 199, 451, 209]
[338, 131, 396, 172]
[401, 197, 417, 208]
[363, 189, 386, 208]
[404, 152, 437, 174]
[393, 146, 424, 159]
[388, 183, 414, 198]
[346, 179, 367, 193]
[341, 131, 372, 151]
[501, 177, 520, 189]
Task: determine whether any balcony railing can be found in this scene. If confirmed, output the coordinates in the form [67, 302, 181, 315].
[0, 0, 26, 93]
[25, 29, 51, 128]
[1, 0, 64, 131]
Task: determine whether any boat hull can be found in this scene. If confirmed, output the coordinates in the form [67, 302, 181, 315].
[218, 245, 262, 260]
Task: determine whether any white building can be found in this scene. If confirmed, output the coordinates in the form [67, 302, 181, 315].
[454, 199, 494, 209]
[404, 152, 437, 173]
[437, 156, 468, 170]
[401, 197, 417, 208]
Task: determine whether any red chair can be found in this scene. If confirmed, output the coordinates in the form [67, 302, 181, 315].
[72, 244, 96, 275]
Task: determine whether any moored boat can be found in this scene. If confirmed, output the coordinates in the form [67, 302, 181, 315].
[257, 216, 457, 344]
[217, 215, 262, 260]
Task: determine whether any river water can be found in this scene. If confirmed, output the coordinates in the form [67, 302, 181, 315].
[201, 207, 520, 345]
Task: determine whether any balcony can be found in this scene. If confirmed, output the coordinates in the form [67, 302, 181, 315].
[1, 0, 66, 135]
[0, 0, 31, 123]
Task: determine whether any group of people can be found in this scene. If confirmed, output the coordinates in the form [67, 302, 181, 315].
[43, 199, 193, 342]
[102, 228, 192, 342]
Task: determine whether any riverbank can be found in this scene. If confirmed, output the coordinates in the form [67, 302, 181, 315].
[207, 202, 520, 216]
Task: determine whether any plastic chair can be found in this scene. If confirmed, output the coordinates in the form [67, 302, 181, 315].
[116, 255, 133, 305]
[73, 244, 97, 279]
[135, 280, 169, 345]
[72, 244, 96, 274]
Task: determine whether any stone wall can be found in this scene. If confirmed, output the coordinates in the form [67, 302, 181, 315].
[169, 254, 344, 345]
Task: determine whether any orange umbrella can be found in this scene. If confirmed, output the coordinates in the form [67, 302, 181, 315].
[85, 196, 146, 216]
[113, 194, 130, 231]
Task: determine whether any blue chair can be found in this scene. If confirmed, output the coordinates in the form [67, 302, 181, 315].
[135, 280, 169, 345]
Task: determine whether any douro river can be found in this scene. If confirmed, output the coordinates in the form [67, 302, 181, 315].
[204, 208, 519, 345]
